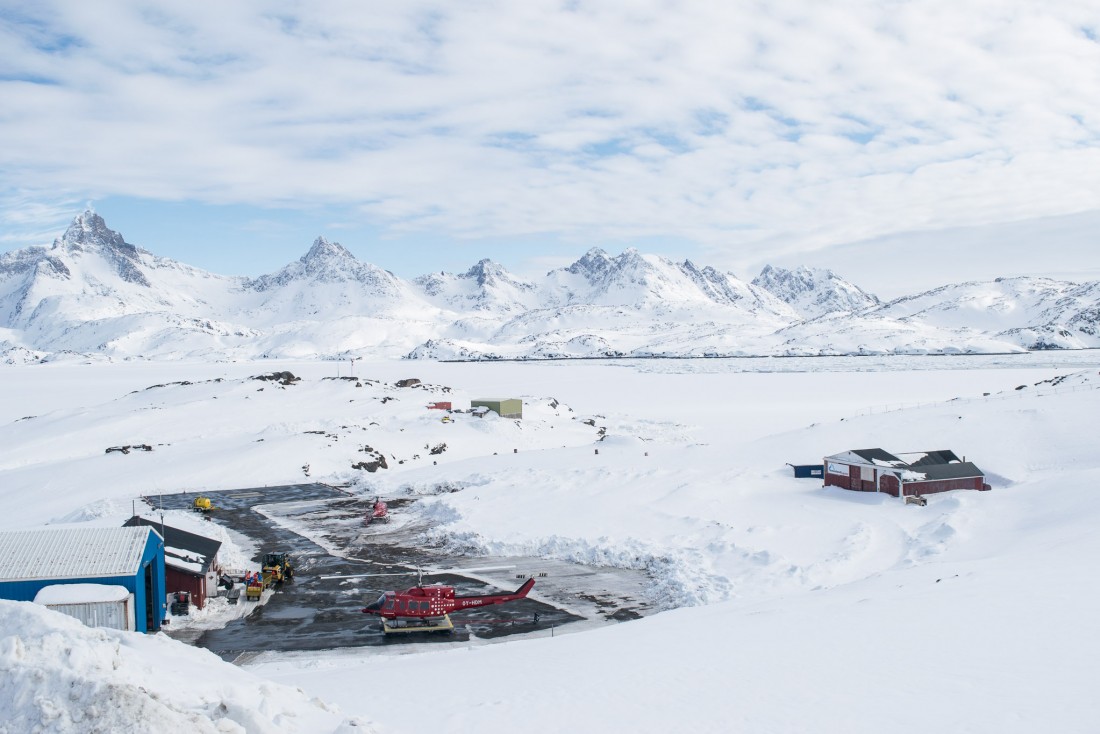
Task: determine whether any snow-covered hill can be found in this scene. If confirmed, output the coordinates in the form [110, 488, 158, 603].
[870, 277, 1100, 350]
[0, 369, 600, 521]
[3, 211, 1100, 362]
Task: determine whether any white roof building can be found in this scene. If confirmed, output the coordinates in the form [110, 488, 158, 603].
[0, 526, 161, 582]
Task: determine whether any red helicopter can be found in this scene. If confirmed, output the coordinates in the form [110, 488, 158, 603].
[325, 566, 535, 633]
[364, 497, 388, 525]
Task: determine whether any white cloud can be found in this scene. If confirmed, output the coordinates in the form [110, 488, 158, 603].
[2, 0, 1100, 270]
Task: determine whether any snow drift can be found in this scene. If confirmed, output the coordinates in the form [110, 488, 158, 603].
[0, 599, 369, 733]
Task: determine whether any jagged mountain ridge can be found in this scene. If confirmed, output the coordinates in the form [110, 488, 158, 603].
[0, 212, 242, 341]
[2, 211, 1100, 362]
[752, 264, 880, 318]
[542, 247, 795, 316]
[415, 259, 542, 314]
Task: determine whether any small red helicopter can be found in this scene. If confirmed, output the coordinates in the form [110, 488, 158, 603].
[325, 566, 535, 633]
[364, 497, 388, 525]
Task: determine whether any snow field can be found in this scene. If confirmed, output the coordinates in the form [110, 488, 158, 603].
[0, 370, 601, 528]
[248, 369, 1100, 733]
[2, 356, 1099, 732]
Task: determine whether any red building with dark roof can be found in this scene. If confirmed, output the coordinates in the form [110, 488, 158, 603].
[123, 517, 222, 609]
[823, 448, 991, 497]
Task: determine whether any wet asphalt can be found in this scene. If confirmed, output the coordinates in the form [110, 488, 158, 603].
[150, 484, 580, 660]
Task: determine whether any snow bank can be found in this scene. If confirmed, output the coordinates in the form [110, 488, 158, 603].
[34, 584, 129, 605]
[0, 600, 371, 733]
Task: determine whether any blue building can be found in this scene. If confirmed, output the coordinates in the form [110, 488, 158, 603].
[0, 526, 166, 632]
[789, 463, 825, 479]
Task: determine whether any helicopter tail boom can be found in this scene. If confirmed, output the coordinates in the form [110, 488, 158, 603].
[453, 577, 535, 610]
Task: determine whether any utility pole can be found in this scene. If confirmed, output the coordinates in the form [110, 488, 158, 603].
[349, 357, 358, 378]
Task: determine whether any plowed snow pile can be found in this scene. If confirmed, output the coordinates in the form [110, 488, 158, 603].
[0, 600, 368, 734]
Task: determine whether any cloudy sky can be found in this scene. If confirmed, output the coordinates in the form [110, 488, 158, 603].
[2, 1, 1099, 295]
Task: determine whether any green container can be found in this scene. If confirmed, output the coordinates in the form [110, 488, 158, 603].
[470, 398, 523, 419]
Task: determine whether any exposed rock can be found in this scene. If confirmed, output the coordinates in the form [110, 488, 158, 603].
[252, 371, 300, 386]
[352, 445, 389, 472]
[105, 444, 152, 454]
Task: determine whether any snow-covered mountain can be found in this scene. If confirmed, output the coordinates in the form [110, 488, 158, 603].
[3, 211, 1100, 362]
[408, 248, 806, 361]
[752, 264, 880, 318]
[0, 211, 252, 359]
[414, 259, 541, 314]
[240, 235, 440, 323]
[542, 248, 795, 316]
[869, 277, 1100, 350]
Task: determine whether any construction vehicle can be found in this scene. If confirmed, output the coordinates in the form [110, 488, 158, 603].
[192, 496, 213, 513]
[244, 571, 264, 601]
[261, 552, 294, 587]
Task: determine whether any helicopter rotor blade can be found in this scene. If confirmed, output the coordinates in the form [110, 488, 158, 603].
[320, 564, 518, 582]
[319, 571, 416, 580]
[441, 565, 517, 573]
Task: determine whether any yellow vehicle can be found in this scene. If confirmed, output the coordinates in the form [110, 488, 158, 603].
[192, 496, 213, 512]
[261, 552, 294, 586]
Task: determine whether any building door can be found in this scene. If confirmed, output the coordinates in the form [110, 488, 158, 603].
[144, 562, 155, 632]
[880, 475, 899, 497]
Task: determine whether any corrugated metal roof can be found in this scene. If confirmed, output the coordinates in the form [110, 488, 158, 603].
[0, 526, 157, 582]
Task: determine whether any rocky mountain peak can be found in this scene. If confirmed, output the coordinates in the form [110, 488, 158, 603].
[301, 236, 354, 265]
[58, 211, 130, 254]
[54, 210, 149, 286]
[464, 258, 502, 287]
[564, 248, 614, 283]
[752, 264, 878, 317]
[248, 235, 402, 296]
[412, 258, 537, 312]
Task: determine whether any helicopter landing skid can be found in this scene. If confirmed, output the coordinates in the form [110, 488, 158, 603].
[382, 615, 455, 634]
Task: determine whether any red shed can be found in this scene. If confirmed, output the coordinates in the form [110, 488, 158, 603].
[823, 448, 990, 498]
[427, 401, 452, 411]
